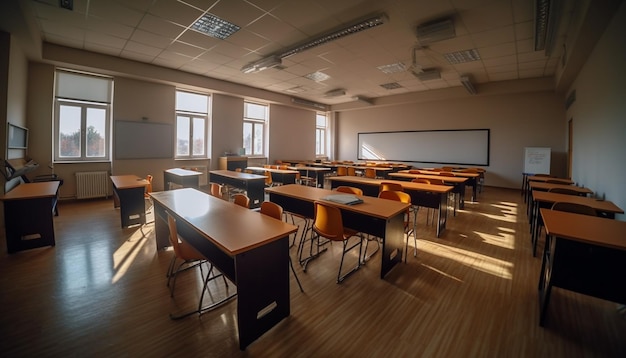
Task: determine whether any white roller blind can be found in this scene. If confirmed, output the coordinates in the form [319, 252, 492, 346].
[55, 70, 112, 103]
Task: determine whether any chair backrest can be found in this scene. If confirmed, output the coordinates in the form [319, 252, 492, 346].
[233, 193, 250, 208]
[380, 182, 403, 193]
[336, 186, 363, 196]
[439, 171, 455, 177]
[442, 166, 454, 171]
[166, 212, 183, 257]
[235, 168, 242, 172]
[244, 169, 253, 174]
[429, 178, 445, 185]
[378, 190, 411, 204]
[412, 178, 430, 184]
[145, 175, 153, 196]
[347, 167, 357, 176]
[364, 168, 376, 178]
[551, 202, 597, 216]
[210, 183, 223, 198]
[313, 201, 344, 241]
[546, 179, 567, 184]
[264, 171, 273, 186]
[336, 166, 348, 176]
[548, 187, 581, 196]
[260, 201, 283, 220]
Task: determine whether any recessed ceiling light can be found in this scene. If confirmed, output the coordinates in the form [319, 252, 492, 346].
[305, 71, 331, 82]
[191, 13, 240, 40]
[443, 49, 481, 64]
[377, 62, 406, 74]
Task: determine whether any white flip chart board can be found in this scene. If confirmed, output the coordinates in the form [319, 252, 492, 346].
[523, 147, 551, 174]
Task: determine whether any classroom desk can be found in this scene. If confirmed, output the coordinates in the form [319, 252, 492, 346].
[265, 184, 409, 278]
[525, 175, 574, 205]
[538, 209, 626, 326]
[163, 168, 201, 190]
[0, 181, 60, 253]
[287, 166, 331, 187]
[246, 166, 298, 185]
[530, 190, 623, 256]
[527, 181, 593, 217]
[110, 175, 149, 228]
[209, 170, 266, 209]
[149, 188, 297, 350]
[401, 169, 480, 201]
[388, 172, 468, 210]
[328, 176, 453, 237]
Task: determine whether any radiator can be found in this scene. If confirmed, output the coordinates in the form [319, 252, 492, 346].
[76, 171, 109, 199]
[181, 166, 208, 186]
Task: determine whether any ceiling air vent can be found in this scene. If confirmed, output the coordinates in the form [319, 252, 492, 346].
[416, 18, 455, 45]
[380, 82, 402, 90]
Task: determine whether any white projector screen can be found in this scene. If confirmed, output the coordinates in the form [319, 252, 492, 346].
[358, 129, 490, 166]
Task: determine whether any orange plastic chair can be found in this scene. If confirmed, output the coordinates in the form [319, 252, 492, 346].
[260, 201, 304, 292]
[210, 183, 223, 199]
[379, 181, 403, 193]
[166, 212, 228, 319]
[144, 175, 153, 197]
[233, 193, 250, 208]
[347, 167, 357, 176]
[336, 166, 348, 176]
[335, 186, 363, 196]
[378, 190, 416, 262]
[364, 168, 376, 179]
[312, 201, 363, 283]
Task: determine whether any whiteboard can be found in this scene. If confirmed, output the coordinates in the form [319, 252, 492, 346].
[115, 120, 173, 159]
[358, 129, 490, 166]
[523, 147, 551, 174]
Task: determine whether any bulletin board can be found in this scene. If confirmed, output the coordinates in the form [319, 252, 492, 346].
[523, 147, 551, 174]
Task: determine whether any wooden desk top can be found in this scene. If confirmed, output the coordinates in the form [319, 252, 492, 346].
[150, 188, 297, 255]
[528, 176, 574, 184]
[529, 182, 592, 194]
[0, 181, 60, 201]
[288, 166, 331, 172]
[209, 170, 266, 181]
[265, 184, 409, 219]
[165, 168, 202, 177]
[540, 208, 626, 251]
[532, 191, 624, 214]
[401, 170, 480, 178]
[247, 166, 299, 174]
[110, 175, 149, 189]
[329, 176, 453, 194]
[389, 172, 468, 183]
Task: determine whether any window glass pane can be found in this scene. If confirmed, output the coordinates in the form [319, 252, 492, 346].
[176, 116, 190, 156]
[176, 91, 208, 113]
[86, 107, 106, 157]
[253, 123, 263, 154]
[244, 102, 266, 120]
[192, 117, 205, 156]
[316, 114, 326, 127]
[59, 105, 82, 158]
[243, 122, 252, 155]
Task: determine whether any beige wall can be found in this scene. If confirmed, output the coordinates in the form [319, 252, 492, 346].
[335, 89, 567, 188]
[566, 1, 626, 220]
[268, 104, 316, 163]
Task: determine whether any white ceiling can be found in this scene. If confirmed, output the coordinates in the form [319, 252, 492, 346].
[24, 0, 572, 105]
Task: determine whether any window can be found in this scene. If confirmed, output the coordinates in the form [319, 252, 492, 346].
[54, 70, 112, 162]
[316, 113, 327, 156]
[175, 91, 209, 158]
[243, 102, 268, 156]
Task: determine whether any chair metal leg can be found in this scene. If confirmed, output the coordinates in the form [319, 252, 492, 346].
[289, 257, 304, 292]
[337, 234, 363, 283]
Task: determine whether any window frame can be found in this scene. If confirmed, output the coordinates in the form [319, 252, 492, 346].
[315, 112, 328, 157]
[54, 70, 112, 163]
[175, 90, 210, 159]
[243, 101, 268, 157]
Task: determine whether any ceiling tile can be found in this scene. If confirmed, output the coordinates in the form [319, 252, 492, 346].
[88, 0, 144, 27]
[148, 0, 204, 28]
[123, 41, 164, 57]
[209, 0, 266, 28]
[138, 14, 186, 39]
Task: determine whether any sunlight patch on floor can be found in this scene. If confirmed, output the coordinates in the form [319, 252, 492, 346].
[112, 229, 149, 284]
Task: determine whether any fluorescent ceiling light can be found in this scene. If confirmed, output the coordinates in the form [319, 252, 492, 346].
[460, 76, 477, 95]
[240, 56, 282, 73]
[191, 13, 240, 40]
[324, 89, 346, 98]
[377, 62, 406, 74]
[534, 0, 560, 56]
[280, 13, 387, 59]
[305, 71, 331, 82]
[353, 96, 373, 105]
[443, 49, 481, 64]
[380, 82, 402, 90]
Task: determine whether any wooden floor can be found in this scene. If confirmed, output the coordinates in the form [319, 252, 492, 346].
[1, 185, 625, 357]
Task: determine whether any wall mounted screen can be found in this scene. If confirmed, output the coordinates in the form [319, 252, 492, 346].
[8, 123, 28, 149]
[115, 120, 173, 159]
[358, 129, 490, 166]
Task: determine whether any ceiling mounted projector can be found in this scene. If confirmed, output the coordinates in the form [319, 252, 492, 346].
[412, 68, 441, 81]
